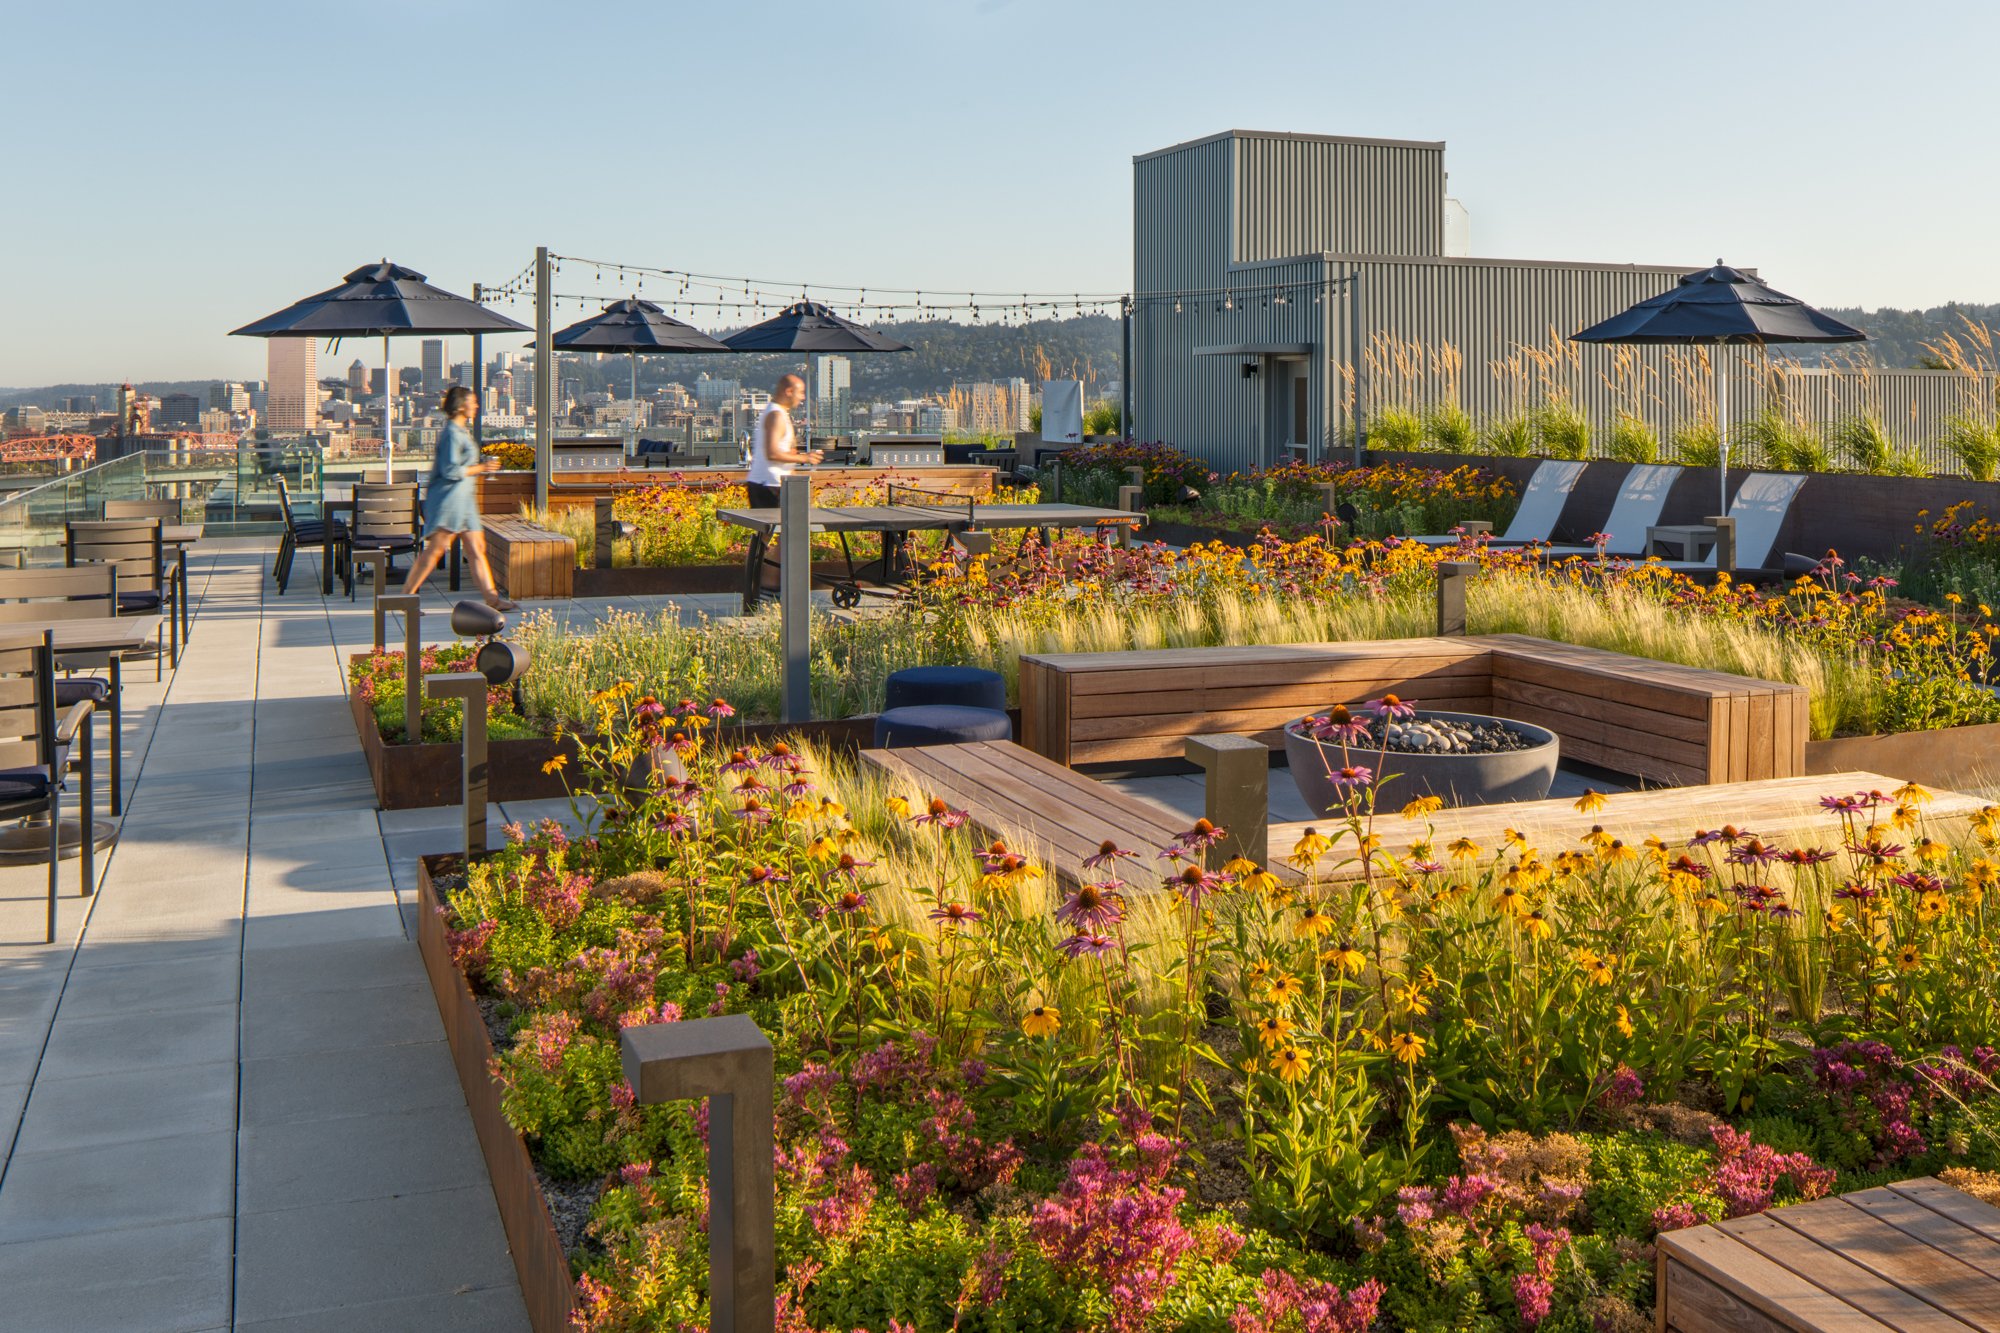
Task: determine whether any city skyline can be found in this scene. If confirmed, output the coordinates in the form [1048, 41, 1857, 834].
[7, 0, 2000, 385]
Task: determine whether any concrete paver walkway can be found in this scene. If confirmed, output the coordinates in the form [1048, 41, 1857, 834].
[0, 542, 573, 1332]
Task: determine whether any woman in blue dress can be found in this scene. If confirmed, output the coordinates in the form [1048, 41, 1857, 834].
[402, 385, 514, 609]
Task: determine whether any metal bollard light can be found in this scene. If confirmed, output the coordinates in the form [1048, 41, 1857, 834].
[621, 1015, 775, 1333]
[424, 601, 532, 859]
[377, 594, 423, 741]
[1185, 733, 1268, 869]
[1116, 483, 1143, 548]
[1436, 561, 1477, 637]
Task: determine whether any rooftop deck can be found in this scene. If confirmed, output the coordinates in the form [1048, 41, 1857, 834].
[0, 540, 714, 1332]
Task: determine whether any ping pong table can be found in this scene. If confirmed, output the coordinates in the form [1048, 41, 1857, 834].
[719, 484, 1145, 611]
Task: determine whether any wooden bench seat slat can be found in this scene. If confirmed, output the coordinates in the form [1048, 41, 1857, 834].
[1475, 633, 1802, 696]
[1716, 1213, 1979, 1331]
[1845, 1189, 2000, 1283]
[1765, 1199, 2000, 1332]
[1659, 1228, 1894, 1332]
[1888, 1180, 2000, 1246]
[1064, 653, 1493, 699]
[1066, 672, 1488, 720]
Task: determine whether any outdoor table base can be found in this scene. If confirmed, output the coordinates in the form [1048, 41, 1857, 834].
[0, 815, 118, 866]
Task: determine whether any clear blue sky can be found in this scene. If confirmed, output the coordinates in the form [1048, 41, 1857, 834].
[3, 0, 1992, 386]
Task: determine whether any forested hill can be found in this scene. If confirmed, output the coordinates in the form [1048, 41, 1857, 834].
[588, 313, 1126, 400]
[1807, 304, 2000, 368]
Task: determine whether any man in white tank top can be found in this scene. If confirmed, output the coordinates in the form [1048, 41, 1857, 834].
[745, 373, 819, 509]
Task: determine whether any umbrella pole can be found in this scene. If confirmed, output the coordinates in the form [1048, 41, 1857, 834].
[1714, 347, 1728, 513]
[383, 334, 395, 485]
[630, 351, 638, 460]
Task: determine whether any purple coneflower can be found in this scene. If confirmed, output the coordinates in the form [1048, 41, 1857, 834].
[927, 902, 982, 927]
[1166, 863, 1226, 908]
[1779, 847, 1836, 866]
[1056, 881, 1124, 931]
[913, 798, 969, 829]
[1082, 839, 1138, 870]
[829, 889, 869, 916]
[1058, 931, 1118, 959]
[1172, 818, 1228, 853]
[1364, 693, 1418, 722]
[720, 749, 759, 774]
[1304, 704, 1372, 746]
[707, 698, 737, 720]
[1331, 764, 1375, 792]
[1726, 838, 1780, 867]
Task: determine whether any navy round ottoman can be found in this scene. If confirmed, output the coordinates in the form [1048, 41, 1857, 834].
[883, 665, 1006, 713]
[874, 704, 1012, 749]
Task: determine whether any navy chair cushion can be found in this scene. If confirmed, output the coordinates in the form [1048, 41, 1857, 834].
[117, 591, 162, 612]
[54, 677, 110, 706]
[874, 705, 1012, 750]
[0, 766, 51, 803]
[351, 534, 418, 551]
[883, 666, 1007, 713]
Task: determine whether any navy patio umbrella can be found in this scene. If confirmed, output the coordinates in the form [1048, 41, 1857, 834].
[232, 261, 528, 480]
[721, 301, 910, 453]
[1571, 262, 1865, 509]
[554, 299, 731, 453]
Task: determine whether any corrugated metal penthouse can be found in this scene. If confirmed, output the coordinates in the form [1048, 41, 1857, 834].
[1130, 129, 1705, 474]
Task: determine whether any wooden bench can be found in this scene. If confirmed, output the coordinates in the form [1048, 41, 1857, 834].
[1018, 634, 1808, 787]
[860, 739, 1192, 888]
[1657, 1176, 2000, 1331]
[484, 517, 575, 600]
[1268, 770, 1986, 871]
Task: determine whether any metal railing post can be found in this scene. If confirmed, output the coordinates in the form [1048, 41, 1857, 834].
[425, 671, 489, 857]
[621, 1015, 775, 1333]
[377, 594, 422, 740]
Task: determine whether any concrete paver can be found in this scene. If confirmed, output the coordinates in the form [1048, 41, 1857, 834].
[0, 543, 531, 1331]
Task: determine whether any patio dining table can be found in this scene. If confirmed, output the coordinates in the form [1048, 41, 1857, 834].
[319, 494, 459, 597]
[0, 613, 162, 864]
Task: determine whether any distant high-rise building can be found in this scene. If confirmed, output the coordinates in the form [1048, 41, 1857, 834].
[348, 359, 368, 396]
[693, 375, 740, 408]
[366, 367, 398, 399]
[267, 339, 319, 431]
[1, 406, 47, 433]
[157, 392, 203, 428]
[450, 361, 471, 386]
[421, 339, 446, 391]
[61, 394, 97, 414]
[208, 381, 249, 413]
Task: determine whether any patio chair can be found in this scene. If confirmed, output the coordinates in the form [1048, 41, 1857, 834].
[0, 566, 125, 816]
[65, 519, 179, 679]
[1536, 464, 1686, 556]
[1657, 472, 1808, 573]
[1407, 459, 1587, 547]
[0, 628, 99, 944]
[272, 475, 347, 595]
[345, 482, 421, 597]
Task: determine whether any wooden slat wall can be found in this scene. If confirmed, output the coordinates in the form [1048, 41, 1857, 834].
[485, 518, 575, 601]
[1015, 634, 1809, 787]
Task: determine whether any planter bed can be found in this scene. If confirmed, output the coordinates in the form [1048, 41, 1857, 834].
[349, 660, 1017, 809]
[1134, 517, 1266, 549]
[1805, 719, 2000, 790]
[417, 854, 578, 1333]
[572, 560, 849, 599]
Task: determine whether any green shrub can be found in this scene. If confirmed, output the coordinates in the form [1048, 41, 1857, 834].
[1083, 400, 1122, 437]
[1481, 412, 1534, 457]
[1607, 414, 1659, 464]
[1422, 403, 1477, 454]
[1738, 409, 1831, 472]
[1530, 401, 1592, 459]
[1672, 419, 1721, 467]
[1942, 415, 2000, 481]
[1367, 405, 1425, 452]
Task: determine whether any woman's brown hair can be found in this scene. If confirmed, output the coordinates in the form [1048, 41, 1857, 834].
[441, 385, 477, 418]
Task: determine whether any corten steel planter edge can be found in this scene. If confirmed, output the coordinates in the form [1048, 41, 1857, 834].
[351, 659, 990, 809]
[1804, 721, 2000, 791]
[416, 854, 578, 1333]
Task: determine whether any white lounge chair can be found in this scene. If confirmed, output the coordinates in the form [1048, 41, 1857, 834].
[1407, 458, 1586, 547]
[1656, 472, 1807, 571]
[1538, 464, 1684, 557]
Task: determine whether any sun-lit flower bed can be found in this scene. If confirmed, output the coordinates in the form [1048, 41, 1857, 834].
[1901, 500, 2000, 611]
[435, 694, 2000, 1331]
[347, 643, 540, 744]
[356, 529, 2000, 744]
[1151, 461, 1520, 541]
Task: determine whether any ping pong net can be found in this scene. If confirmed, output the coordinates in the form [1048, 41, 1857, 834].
[884, 483, 977, 528]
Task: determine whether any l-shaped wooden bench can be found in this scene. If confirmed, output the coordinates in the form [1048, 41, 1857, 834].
[1018, 634, 1809, 787]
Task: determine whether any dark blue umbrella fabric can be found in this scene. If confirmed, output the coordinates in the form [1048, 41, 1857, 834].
[230, 261, 528, 337]
[720, 301, 910, 353]
[1571, 264, 1864, 346]
[553, 299, 730, 352]
[1572, 263, 1865, 514]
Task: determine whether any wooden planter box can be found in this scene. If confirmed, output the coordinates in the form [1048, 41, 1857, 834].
[350, 660, 1016, 809]
[573, 561, 848, 600]
[1805, 720, 2000, 791]
[416, 855, 578, 1333]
